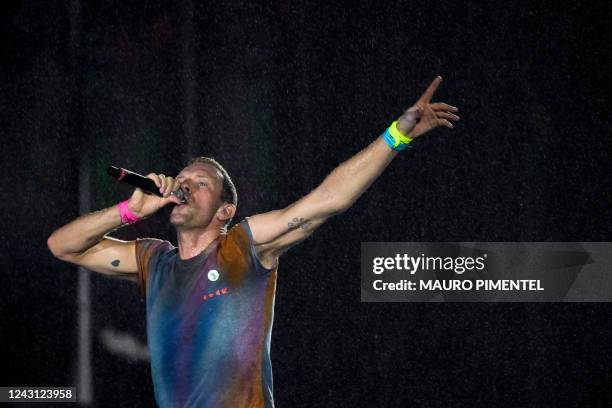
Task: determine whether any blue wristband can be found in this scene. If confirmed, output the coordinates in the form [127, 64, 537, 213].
[382, 128, 412, 151]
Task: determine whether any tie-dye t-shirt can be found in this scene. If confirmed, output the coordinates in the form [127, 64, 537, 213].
[135, 218, 278, 408]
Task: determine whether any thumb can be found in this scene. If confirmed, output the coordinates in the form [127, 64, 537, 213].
[403, 105, 422, 121]
[160, 194, 183, 207]
[396, 105, 422, 135]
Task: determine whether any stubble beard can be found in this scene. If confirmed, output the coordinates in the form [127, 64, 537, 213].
[169, 204, 191, 228]
[169, 204, 216, 231]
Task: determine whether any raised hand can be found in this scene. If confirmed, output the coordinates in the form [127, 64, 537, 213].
[396, 76, 460, 139]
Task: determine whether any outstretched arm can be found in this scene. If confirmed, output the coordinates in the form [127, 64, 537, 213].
[248, 76, 460, 263]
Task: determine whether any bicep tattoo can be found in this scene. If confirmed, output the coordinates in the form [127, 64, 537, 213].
[111, 259, 120, 267]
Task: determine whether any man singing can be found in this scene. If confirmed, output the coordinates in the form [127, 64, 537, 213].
[47, 76, 459, 407]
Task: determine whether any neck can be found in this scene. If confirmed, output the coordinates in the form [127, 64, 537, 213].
[176, 225, 222, 260]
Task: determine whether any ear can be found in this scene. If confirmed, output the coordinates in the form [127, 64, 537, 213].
[216, 204, 236, 222]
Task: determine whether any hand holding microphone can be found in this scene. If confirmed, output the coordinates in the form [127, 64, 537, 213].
[107, 166, 186, 219]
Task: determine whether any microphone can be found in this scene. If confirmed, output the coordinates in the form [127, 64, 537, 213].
[107, 166, 186, 203]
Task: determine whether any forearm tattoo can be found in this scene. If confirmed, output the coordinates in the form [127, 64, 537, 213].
[288, 217, 312, 231]
[111, 259, 120, 267]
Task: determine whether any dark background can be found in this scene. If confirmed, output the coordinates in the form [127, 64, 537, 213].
[1, 0, 611, 407]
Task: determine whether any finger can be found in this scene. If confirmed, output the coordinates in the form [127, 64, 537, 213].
[401, 105, 423, 121]
[435, 111, 460, 121]
[162, 176, 176, 197]
[436, 118, 454, 129]
[161, 193, 183, 206]
[431, 102, 459, 112]
[170, 178, 182, 195]
[158, 174, 167, 194]
[418, 76, 443, 104]
[169, 194, 183, 204]
[147, 173, 162, 189]
[163, 180, 182, 204]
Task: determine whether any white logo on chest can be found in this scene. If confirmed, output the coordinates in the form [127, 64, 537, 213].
[207, 269, 220, 282]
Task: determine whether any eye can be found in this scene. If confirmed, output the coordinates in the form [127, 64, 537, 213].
[197, 182, 207, 188]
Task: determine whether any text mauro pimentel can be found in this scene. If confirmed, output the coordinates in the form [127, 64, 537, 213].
[371, 253, 544, 292]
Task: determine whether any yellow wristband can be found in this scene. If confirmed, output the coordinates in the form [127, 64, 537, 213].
[389, 121, 413, 147]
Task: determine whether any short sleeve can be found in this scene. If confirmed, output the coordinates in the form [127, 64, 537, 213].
[135, 238, 169, 297]
[221, 218, 275, 274]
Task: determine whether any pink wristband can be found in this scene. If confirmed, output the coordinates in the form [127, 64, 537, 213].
[118, 200, 140, 224]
